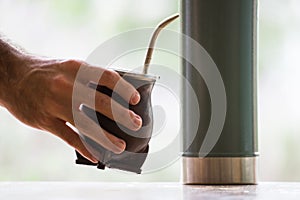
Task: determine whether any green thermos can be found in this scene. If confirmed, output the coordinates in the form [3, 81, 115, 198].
[181, 0, 259, 184]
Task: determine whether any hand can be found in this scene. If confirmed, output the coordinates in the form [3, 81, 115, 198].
[3, 57, 142, 163]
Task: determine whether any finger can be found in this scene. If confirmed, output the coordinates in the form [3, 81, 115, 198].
[99, 69, 140, 105]
[74, 83, 142, 131]
[50, 80, 142, 131]
[77, 66, 140, 105]
[47, 119, 98, 163]
[73, 110, 126, 154]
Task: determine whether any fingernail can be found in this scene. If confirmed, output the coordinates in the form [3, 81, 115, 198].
[131, 91, 140, 105]
[135, 115, 142, 128]
[114, 140, 126, 153]
[131, 112, 142, 129]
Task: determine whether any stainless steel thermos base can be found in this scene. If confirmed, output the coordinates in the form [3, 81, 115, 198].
[182, 157, 258, 185]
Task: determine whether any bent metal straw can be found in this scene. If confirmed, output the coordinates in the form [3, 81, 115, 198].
[143, 14, 179, 74]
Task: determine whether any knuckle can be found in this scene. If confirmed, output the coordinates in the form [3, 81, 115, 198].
[60, 59, 83, 72]
[49, 74, 69, 93]
[118, 109, 130, 121]
[63, 59, 82, 67]
[52, 74, 66, 83]
[102, 70, 120, 83]
[97, 95, 111, 109]
[85, 90, 96, 105]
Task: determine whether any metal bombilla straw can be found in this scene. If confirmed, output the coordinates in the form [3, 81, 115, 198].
[143, 14, 179, 74]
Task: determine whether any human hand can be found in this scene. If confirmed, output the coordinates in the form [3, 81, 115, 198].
[2, 57, 142, 163]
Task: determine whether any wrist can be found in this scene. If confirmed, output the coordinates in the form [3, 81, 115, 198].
[0, 39, 32, 107]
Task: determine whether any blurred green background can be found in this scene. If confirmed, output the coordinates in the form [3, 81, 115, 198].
[1, 0, 300, 181]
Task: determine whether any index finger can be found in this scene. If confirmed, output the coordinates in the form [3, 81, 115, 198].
[78, 65, 140, 105]
[99, 69, 141, 105]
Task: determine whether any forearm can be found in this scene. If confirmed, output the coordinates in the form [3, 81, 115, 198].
[0, 37, 31, 107]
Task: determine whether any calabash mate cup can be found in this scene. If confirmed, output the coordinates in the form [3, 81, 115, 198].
[75, 70, 156, 173]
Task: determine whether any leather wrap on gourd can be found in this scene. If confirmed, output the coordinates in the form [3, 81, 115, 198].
[75, 70, 156, 174]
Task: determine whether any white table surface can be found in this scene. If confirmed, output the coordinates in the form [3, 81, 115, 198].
[1, 182, 300, 200]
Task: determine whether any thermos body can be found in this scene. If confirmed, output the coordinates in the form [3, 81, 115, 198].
[181, 0, 258, 184]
